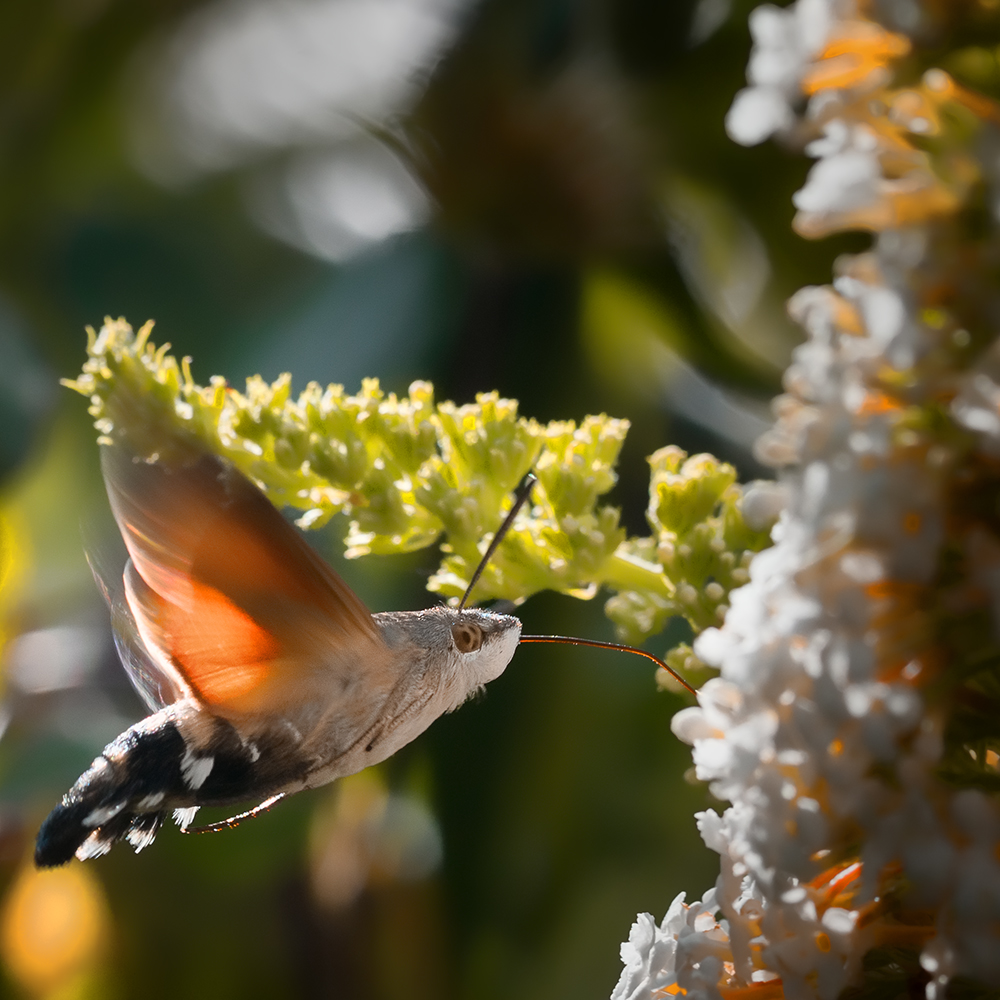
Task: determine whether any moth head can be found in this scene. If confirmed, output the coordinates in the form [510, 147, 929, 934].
[374, 606, 521, 690]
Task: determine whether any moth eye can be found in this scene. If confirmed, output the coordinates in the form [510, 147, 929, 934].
[451, 622, 484, 653]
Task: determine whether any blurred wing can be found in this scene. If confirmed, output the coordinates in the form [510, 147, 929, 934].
[101, 443, 395, 721]
[87, 547, 186, 712]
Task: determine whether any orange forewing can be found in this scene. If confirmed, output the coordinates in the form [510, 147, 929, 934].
[164, 582, 278, 704]
[103, 444, 394, 720]
[124, 563, 278, 707]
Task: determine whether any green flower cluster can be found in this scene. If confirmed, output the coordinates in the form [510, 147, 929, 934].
[605, 446, 772, 644]
[65, 319, 776, 676]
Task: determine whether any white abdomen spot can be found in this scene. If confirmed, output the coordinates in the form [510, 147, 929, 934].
[84, 801, 126, 828]
[77, 831, 114, 861]
[181, 751, 215, 790]
[172, 807, 200, 831]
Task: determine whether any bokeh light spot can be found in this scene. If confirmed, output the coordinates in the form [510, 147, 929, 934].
[0, 861, 110, 996]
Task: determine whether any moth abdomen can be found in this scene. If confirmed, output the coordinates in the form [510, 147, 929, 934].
[35, 714, 188, 867]
[34, 708, 300, 867]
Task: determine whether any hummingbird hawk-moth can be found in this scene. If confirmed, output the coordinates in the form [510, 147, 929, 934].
[35, 433, 522, 867]
[34, 406, 695, 867]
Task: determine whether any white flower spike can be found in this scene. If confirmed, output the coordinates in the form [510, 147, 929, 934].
[615, 3, 1000, 998]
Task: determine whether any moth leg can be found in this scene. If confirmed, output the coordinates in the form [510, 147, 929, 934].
[184, 793, 287, 834]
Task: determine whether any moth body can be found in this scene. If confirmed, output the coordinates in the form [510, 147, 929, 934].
[35, 434, 521, 867]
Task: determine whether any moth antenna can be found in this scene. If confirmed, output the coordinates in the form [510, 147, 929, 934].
[459, 472, 537, 611]
[185, 793, 287, 835]
[518, 635, 698, 694]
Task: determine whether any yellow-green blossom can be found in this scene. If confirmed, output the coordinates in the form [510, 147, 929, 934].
[64, 318, 776, 652]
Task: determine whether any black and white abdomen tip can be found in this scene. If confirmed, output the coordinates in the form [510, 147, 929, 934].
[35, 717, 190, 867]
[34, 708, 300, 867]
